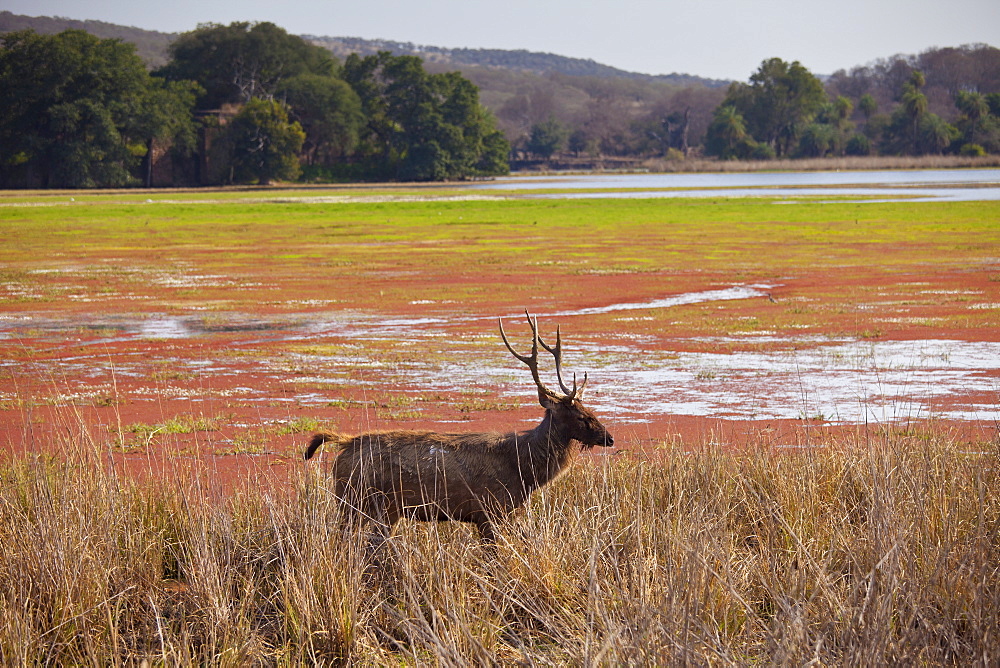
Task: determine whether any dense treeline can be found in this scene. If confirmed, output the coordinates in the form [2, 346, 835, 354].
[2, 12, 999, 187]
[704, 49, 1000, 160]
[0, 29, 200, 188]
[507, 47, 1000, 163]
[0, 23, 509, 188]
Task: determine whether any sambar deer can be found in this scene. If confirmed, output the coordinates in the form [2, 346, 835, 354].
[304, 311, 614, 542]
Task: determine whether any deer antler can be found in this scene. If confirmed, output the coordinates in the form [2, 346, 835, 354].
[499, 311, 551, 399]
[499, 311, 586, 400]
[536, 321, 587, 399]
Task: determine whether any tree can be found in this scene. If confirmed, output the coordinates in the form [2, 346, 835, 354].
[798, 122, 837, 157]
[858, 93, 878, 120]
[526, 116, 568, 158]
[343, 51, 508, 180]
[798, 96, 856, 157]
[899, 72, 929, 152]
[880, 70, 945, 155]
[988, 93, 1000, 118]
[157, 22, 337, 109]
[955, 90, 988, 123]
[567, 128, 597, 156]
[0, 29, 198, 188]
[955, 90, 1000, 153]
[918, 113, 959, 154]
[225, 98, 305, 184]
[134, 78, 203, 186]
[705, 105, 749, 158]
[278, 73, 363, 168]
[722, 58, 826, 156]
[845, 134, 872, 156]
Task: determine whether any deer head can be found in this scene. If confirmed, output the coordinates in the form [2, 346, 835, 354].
[499, 311, 614, 449]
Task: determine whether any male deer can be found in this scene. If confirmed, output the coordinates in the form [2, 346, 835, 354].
[304, 311, 614, 542]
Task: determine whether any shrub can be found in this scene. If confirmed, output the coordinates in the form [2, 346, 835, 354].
[960, 143, 987, 157]
[845, 134, 872, 156]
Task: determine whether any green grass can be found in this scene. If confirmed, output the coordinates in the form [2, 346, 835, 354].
[4, 191, 998, 324]
[3, 193, 997, 264]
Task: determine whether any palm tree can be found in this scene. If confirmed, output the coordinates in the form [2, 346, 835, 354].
[955, 91, 988, 123]
[919, 114, 958, 154]
[858, 94, 878, 120]
[900, 72, 929, 153]
[707, 105, 749, 158]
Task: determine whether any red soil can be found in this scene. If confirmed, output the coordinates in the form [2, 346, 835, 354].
[3, 257, 998, 490]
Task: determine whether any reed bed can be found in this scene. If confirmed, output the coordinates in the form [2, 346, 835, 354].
[639, 154, 1000, 173]
[1, 426, 998, 665]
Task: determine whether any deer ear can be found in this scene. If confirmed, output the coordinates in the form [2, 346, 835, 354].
[537, 388, 559, 410]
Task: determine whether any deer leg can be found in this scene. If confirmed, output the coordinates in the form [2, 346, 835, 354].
[470, 513, 497, 544]
[362, 494, 394, 555]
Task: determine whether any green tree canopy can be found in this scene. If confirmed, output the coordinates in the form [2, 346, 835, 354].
[157, 22, 337, 109]
[0, 29, 198, 188]
[918, 113, 959, 154]
[278, 73, 364, 168]
[798, 122, 837, 157]
[225, 98, 305, 184]
[954, 90, 1000, 153]
[526, 116, 568, 158]
[878, 70, 963, 155]
[721, 58, 826, 156]
[343, 51, 509, 180]
[858, 93, 878, 119]
[704, 105, 749, 159]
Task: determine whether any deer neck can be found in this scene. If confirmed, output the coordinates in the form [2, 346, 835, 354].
[512, 410, 578, 490]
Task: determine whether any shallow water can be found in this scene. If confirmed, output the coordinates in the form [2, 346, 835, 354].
[552, 285, 774, 316]
[5, 285, 998, 427]
[294, 310, 1000, 425]
[588, 338, 1000, 424]
[471, 168, 1000, 202]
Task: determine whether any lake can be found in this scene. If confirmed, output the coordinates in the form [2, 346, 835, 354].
[470, 168, 1000, 202]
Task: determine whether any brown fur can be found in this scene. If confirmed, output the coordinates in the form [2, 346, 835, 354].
[305, 392, 612, 542]
[304, 313, 613, 542]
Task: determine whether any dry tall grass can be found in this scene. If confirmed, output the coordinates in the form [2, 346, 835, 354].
[1, 426, 998, 665]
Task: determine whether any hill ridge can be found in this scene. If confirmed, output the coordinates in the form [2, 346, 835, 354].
[305, 34, 729, 86]
[0, 11, 727, 86]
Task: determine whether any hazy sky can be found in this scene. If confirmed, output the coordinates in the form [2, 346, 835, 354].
[4, 0, 999, 80]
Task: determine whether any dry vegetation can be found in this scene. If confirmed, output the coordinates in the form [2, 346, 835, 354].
[640, 153, 1000, 173]
[2, 419, 998, 665]
[512, 153, 1000, 175]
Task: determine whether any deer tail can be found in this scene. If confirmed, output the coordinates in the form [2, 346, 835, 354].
[304, 431, 347, 460]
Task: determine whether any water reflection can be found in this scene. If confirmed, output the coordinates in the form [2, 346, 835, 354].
[470, 169, 1000, 202]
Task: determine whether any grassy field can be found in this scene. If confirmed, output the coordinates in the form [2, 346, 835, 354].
[2, 186, 1000, 662]
[3, 191, 999, 319]
[1, 426, 997, 664]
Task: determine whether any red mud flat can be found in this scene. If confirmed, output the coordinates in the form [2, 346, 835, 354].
[3, 262, 999, 490]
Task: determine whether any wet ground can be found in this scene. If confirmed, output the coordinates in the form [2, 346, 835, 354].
[4, 282, 999, 483]
[2, 189, 999, 485]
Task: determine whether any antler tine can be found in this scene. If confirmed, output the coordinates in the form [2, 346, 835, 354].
[501, 310, 588, 400]
[536, 322, 579, 398]
[499, 312, 550, 396]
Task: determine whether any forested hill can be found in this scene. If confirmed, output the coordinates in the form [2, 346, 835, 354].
[307, 35, 727, 87]
[0, 11, 176, 67]
[0, 11, 725, 87]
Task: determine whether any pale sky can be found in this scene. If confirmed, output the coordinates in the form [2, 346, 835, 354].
[3, 0, 999, 80]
